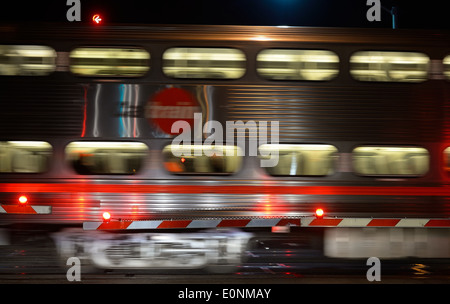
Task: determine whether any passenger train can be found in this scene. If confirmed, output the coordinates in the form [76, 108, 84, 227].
[0, 24, 449, 271]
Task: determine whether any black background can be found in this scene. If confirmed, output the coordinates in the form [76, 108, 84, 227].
[0, 0, 449, 29]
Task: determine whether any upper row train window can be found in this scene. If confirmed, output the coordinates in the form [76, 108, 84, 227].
[444, 55, 450, 81]
[162, 47, 246, 79]
[0, 45, 56, 76]
[350, 51, 429, 83]
[69, 47, 150, 77]
[256, 49, 340, 81]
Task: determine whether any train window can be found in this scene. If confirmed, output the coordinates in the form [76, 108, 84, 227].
[256, 49, 339, 81]
[444, 55, 450, 80]
[69, 47, 150, 77]
[162, 47, 246, 79]
[350, 51, 429, 82]
[352, 146, 429, 176]
[0, 45, 56, 76]
[65, 141, 148, 175]
[163, 145, 243, 174]
[258, 144, 338, 176]
[0, 141, 52, 173]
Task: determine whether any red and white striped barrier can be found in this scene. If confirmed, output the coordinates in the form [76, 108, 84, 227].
[83, 218, 301, 230]
[301, 217, 450, 228]
[0, 204, 52, 214]
[83, 216, 450, 230]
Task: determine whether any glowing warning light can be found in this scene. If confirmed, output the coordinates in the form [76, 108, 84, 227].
[18, 195, 28, 205]
[181, 157, 186, 163]
[102, 211, 111, 221]
[315, 208, 324, 217]
[92, 14, 102, 24]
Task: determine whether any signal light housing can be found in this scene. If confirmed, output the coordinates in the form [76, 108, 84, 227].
[92, 14, 102, 24]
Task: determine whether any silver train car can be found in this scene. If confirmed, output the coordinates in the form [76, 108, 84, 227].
[0, 24, 450, 270]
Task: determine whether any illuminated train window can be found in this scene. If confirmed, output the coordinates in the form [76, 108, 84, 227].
[444, 55, 450, 80]
[256, 49, 339, 81]
[0, 141, 52, 173]
[69, 47, 150, 77]
[350, 51, 429, 82]
[163, 145, 243, 174]
[0, 45, 56, 76]
[258, 144, 338, 176]
[443, 147, 450, 173]
[65, 142, 148, 175]
[162, 47, 246, 79]
[352, 146, 429, 176]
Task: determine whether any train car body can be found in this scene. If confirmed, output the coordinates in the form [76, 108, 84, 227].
[0, 24, 449, 270]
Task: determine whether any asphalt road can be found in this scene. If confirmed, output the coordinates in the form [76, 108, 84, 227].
[1, 241, 449, 284]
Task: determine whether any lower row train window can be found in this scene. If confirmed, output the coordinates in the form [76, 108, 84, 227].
[0, 141, 52, 173]
[258, 144, 338, 176]
[65, 141, 148, 174]
[444, 55, 450, 81]
[352, 146, 429, 176]
[0, 141, 434, 177]
[163, 145, 243, 174]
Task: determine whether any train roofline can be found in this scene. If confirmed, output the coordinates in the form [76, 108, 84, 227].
[1, 23, 450, 46]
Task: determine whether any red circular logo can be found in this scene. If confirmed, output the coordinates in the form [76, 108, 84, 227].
[146, 87, 200, 135]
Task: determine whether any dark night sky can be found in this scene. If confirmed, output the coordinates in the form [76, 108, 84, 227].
[0, 0, 449, 29]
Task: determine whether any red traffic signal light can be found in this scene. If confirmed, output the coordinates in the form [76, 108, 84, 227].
[92, 14, 102, 24]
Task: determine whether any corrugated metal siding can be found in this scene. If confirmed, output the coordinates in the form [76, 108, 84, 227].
[0, 81, 84, 138]
[226, 85, 442, 142]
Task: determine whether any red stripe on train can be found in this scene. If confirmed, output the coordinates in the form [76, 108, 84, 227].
[2, 183, 450, 196]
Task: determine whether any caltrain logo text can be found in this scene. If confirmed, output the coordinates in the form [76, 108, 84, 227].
[146, 87, 200, 135]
